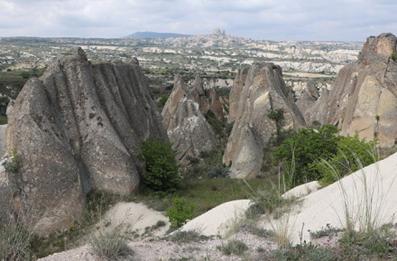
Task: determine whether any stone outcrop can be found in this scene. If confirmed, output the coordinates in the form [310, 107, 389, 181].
[223, 63, 306, 178]
[325, 33, 397, 146]
[2, 48, 167, 235]
[189, 75, 225, 121]
[162, 76, 217, 163]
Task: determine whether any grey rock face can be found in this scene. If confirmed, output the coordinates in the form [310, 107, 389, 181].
[162, 76, 217, 164]
[3, 48, 167, 235]
[223, 63, 306, 178]
[325, 33, 397, 147]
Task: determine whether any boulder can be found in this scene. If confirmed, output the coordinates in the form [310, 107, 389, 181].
[3, 48, 167, 235]
[223, 63, 306, 178]
[325, 33, 397, 147]
[162, 76, 217, 164]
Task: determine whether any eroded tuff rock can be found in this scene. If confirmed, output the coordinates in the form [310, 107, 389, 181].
[223, 63, 306, 178]
[162, 76, 216, 164]
[2, 48, 167, 235]
[325, 33, 397, 146]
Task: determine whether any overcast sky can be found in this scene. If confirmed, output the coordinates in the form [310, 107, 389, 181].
[0, 0, 396, 41]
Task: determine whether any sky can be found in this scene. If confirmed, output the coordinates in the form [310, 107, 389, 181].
[0, 0, 396, 41]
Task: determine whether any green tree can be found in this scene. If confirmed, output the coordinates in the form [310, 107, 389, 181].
[141, 139, 181, 191]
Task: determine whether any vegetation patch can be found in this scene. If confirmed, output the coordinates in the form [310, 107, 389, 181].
[310, 224, 343, 239]
[90, 226, 133, 261]
[167, 230, 210, 243]
[141, 139, 181, 192]
[31, 191, 119, 258]
[217, 239, 248, 256]
[392, 51, 397, 62]
[273, 125, 377, 188]
[268, 243, 337, 261]
[0, 222, 32, 261]
[339, 224, 396, 259]
[166, 197, 195, 228]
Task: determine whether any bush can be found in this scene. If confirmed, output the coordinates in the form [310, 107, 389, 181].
[0, 223, 32, 261]
[316, 136, 377, 185]
[90, 227, 133, 260]
[273, 125, 339, 187]
[217, 240, 248, 256]
[141, 139, 181, 191]
[392, 51, 397, 62]
[273, 125, 377, 187]
[166, 197, 195, 228]
[4, 152, 22, 174]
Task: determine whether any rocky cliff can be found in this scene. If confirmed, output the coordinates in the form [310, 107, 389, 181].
[162, 76, 217, 164]
[224, 63, 306, 178]
[2, 48, 167, 235]
[325, 33, 397, 146]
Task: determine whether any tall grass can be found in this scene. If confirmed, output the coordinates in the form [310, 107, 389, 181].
[318, 148, 396, 236]
[244, 171, 296, 248]
[0, 212, 33, 261]
[90, 225, 133, 260]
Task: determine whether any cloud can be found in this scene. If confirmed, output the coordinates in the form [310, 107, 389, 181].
[0, 0, 395, 40]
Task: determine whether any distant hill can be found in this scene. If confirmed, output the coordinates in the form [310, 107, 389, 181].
[126, 32, 190, 39]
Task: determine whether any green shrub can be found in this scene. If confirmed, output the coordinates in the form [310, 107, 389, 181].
[217, 240, 248, 256]
[0, 222, 32, 261]
[273, 125, 376, 187]
[90, 227, 133, 260]
[4, 152, 22, 174]
[141, 139, 181, 191]
[316, 136, 377, 185]
[166, 197, 195, 228]
[273, 125, 339, 187]
[392, 51, 397, 62]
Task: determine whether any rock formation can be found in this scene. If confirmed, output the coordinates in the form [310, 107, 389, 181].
[325, 33, 397, 147]
[223, 63, 306, 178]
[189, 75, 225, 121]
[2, 48, 167, 235]
[162, 76, 217, 164]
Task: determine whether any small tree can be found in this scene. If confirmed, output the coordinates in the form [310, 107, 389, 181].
[166, 197, 195, 228]
[141, 139, 181, 191]
[267, 108, 285, 143]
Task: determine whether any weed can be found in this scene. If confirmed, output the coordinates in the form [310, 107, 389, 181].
[90, 226, 133, 261]
[310, 224, 343, 239]
[4, 152, 22, 174]
[0, 222, 32, 261]
[217, 240, 248, 256]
